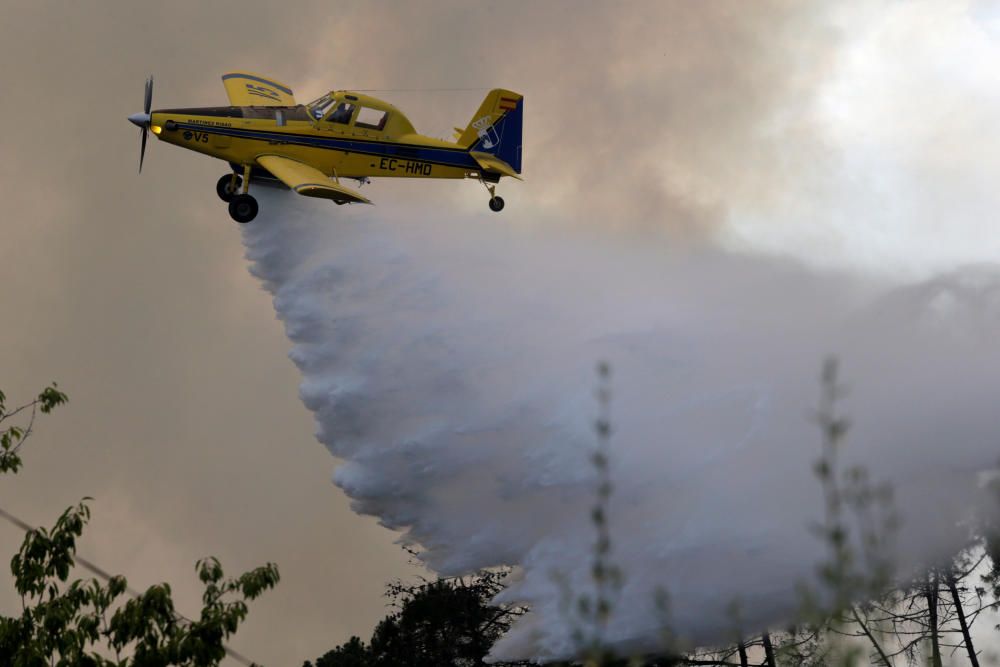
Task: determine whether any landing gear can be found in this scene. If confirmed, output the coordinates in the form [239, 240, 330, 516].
[216, 173, 242, 202]
[228, 194, 258, 223]
[224, 164, 258, 223]
[478, 176, 506, 213]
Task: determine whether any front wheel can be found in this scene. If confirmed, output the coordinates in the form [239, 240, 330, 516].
[228, 194, 258, 223]
[216, 174, 243, 202]
[488, 196, 505, 212]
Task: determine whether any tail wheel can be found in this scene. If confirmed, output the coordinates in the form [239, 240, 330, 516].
[488, 196, 505, 212]
[228, 194, 258, 223]
[216, 174, 243, 202]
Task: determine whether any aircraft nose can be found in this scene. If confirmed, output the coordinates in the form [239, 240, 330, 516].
[128, 112, 151, 128]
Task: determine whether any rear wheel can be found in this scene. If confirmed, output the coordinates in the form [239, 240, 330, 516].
[488, 196, 505, 212]
[216, 174, 242, 202]
[228, 194, 258, 223]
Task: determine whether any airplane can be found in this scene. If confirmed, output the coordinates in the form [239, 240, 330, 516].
[127, 73, 523, 223]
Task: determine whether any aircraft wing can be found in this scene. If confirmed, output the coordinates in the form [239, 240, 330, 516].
[469, 151, 523, 180]
[222, 72, 297, 106]
[256, 155, 372, 205]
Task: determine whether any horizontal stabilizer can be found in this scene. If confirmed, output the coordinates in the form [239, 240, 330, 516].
[469, 151, 523, 180]
[256, 155, 372, 205]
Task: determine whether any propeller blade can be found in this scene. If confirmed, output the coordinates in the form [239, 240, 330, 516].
[137, 76, 153, 173]
[144, 76, 153, 115]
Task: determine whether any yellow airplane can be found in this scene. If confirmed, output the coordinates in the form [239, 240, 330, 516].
[128, 73, 523, 222]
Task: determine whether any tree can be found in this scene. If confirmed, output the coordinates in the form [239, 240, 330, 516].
[306, 636, 368, 667]
[0, 383, 280, 666]
[0, 382, 66, 474]
[305, 571, 534, 667]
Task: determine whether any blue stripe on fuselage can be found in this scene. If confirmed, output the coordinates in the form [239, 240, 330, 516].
[172, 121, 480, 170]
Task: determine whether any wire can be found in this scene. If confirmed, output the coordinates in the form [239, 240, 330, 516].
[0, 505, 260, 667]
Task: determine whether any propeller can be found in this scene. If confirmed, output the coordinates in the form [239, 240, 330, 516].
[128, 76, 154, 173]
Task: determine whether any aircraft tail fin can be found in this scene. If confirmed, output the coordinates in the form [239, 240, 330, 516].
[457, 89, 523, 175]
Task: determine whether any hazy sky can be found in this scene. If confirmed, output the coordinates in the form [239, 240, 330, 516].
[3, 1, 1000, 664]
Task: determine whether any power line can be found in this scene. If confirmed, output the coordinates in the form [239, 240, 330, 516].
[0, 505, 260, 667]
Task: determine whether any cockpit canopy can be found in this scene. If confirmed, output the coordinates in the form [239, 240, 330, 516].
[306, 91, 414, 134]
[308, 93, 337, 120]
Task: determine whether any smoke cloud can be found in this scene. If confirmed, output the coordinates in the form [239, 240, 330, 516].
[241, 189, 1000, 661]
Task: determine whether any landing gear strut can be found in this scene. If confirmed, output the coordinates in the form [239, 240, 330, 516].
[225, 165, 258, 223]
[479, 176, 505, 213]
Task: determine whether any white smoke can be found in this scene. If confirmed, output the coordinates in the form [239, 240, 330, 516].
[241, 189, 1000, 662]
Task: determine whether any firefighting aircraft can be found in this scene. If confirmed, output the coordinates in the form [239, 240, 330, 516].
[127, 73, 523, 222]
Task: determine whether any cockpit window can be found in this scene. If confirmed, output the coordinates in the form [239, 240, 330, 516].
[308, 94, 336, 120]
[326, 102, 356, 124]
[355, 107, 388, 131]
